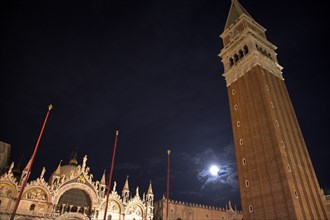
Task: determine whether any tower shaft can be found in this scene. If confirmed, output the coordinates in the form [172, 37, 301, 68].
[220, 1, 328, 219]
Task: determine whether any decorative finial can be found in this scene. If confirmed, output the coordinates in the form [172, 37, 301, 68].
[8, 162, 14, 174]
[48, 104, 53, 111]
[40, 167, 46, 179]
[167, 149, 171, 155]
[116, 130, 119, 136]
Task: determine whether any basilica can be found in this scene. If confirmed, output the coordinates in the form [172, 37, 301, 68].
[0, 149, 243, 220]
[0, 153, 154, 220]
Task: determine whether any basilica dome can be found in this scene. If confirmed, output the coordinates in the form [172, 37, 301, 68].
[48, 155, 79, 184]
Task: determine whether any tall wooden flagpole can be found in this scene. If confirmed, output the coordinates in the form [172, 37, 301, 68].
[10, 104, 53, 220]
[103, 130, 119, 220]
[166, 149, 171, 220]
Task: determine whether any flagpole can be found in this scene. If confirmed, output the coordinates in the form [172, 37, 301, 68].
[10, 104, 53, 220]
[103, 130, 119, 220]
[166, 149, 171, 220]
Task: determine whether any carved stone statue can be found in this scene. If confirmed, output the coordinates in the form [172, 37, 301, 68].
[228, 200, 233, 210]
[82, 155, 87, 170]
[113, 181, 117, 192]
[136, 186, 139, 197]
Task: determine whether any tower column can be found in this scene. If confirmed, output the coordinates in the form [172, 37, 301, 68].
[219, 1, 329, 219]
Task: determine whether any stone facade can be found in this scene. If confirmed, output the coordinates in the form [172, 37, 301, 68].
[153, 198, 242, 220]
[0, 154, 154, 220]
[219, 0, 329, 219]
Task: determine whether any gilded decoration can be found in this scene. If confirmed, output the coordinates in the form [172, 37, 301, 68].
[0, 183, 14, 197]
[77, 175, 86, 183]
[101, 200, 120, 212]
[126, 204, 143, 216]
[23, 188, 47, 201]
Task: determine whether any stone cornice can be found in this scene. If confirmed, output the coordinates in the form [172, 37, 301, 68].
[222, 51, 283, 86]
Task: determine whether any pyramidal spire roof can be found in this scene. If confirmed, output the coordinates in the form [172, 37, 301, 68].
[147, 181, 153, 194]
[69, 152, 78, 165]
[100, 170, 106, 185]
[224, 0, 253, 30]
[54, 160, 62, 176]
[122, 175, 130, 191]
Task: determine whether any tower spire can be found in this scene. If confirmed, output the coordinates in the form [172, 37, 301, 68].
[224, 0, 253, 30]
[147, 180, 153, 195]
[69, 152, 78, 165]
[54, 160, 62, 176]
[122, 175, 130, 204]
[122, 175, 129, 192]
[100, 169, 106, 185]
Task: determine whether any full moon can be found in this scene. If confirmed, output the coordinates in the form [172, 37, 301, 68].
[209, 165, 219, 176]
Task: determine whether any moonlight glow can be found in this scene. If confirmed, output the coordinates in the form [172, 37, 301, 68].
[209, 165, 219, 176]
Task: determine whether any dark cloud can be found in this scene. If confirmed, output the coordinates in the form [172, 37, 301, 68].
[180, 146, 239, 191]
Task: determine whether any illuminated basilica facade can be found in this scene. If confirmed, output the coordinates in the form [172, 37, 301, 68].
[0, 154, 154, 220]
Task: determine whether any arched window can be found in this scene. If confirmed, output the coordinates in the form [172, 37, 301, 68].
[244, 45, 249, 54]
[239, 50, 244, 59]
[107, 214, 112, 220]
[79, 207, 84, 213]
[58, 189, 91, 213]
[294, 190, 299, 198]
[30, 204, 36, 211]
[234, 54, 239, 63]
[268, 52, 272, 59]
[229, 58, 234, 67]
[249, 205, 253, 212]
[71, 206, 78, 212]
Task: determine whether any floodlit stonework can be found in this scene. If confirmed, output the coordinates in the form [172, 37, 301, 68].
[154, 198, 243, 220]
[0, 154, 154, 220]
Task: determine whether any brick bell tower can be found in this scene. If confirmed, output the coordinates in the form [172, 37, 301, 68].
[219, 0, 329, 219]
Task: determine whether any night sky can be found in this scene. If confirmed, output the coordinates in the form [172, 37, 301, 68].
[1, 0, 329, 210]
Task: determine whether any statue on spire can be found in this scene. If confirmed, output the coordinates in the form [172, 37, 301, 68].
[82, 155, 87, 171]
[113, 181, 117, 192]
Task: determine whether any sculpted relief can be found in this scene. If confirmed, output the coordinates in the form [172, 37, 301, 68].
[127, 205, 142, 216]
[0, 183, 14, 197]
[24, 188, 47, 201]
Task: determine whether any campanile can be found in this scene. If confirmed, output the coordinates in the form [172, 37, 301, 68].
[219, 0, 329, 219]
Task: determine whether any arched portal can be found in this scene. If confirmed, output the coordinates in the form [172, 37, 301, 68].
[56, 189, 92, 217]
